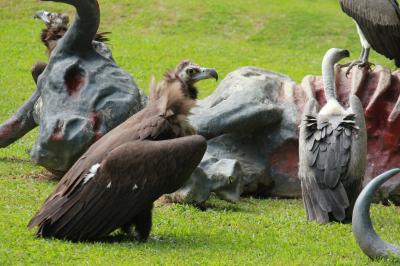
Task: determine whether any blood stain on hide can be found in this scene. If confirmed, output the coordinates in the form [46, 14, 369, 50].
[50, 120, 64, 142]
[0, 118, 21, 139]
[269, 139, 299, 178]
[64, 65, 87, 96]
[90, 112, 103, 142]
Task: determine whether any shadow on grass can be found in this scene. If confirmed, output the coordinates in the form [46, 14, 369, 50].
[0, 156, 30, 163]
[194, 202, 244, 213]
[25, 171, 59, 182]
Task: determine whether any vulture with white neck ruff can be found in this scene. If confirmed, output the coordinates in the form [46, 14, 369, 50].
[299, 48, 367, 224]
[340, 0, 400, 75]
[28, 60, 218, 242]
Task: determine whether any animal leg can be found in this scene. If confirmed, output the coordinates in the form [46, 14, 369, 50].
[342, 48, 374, 77]
[0, 91, 40, 148]
[132, 204, 153, 242]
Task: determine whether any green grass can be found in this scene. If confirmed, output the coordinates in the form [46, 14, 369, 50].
[0, 0, 398, 265]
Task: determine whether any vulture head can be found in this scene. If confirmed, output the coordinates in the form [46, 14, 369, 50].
[34, 10, 69, 27]
[34, 10, 110, 57]
[34, 10, 69, 55]
[174, 60, 218, 100]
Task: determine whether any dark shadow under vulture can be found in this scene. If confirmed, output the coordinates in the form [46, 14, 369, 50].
[28, 60, 218, 242]
[299, 48, 367, 224]
[340, 0, 400, 75]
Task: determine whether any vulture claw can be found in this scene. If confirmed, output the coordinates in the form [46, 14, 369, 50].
[343, 60, 374, 78]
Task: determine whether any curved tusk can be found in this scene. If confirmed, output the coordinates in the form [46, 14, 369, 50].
[352, 168, 400, 259]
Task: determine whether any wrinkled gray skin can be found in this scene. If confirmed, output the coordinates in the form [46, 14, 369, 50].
[166, 67, 301, 204]
[0, 0, 144, 176]
[352, 169, 400, 259]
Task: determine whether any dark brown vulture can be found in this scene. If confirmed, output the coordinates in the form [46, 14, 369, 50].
[299, 48, 367, 224]
[340, 0, 400, 74]
[34, 10, 110, 56]
[28, 60, 218, 242]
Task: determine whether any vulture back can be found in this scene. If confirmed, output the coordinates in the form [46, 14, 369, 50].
[299, 48, 367, 223]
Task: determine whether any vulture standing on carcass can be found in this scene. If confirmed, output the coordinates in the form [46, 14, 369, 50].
[28, 60, 218, 242]
[299, 48, 367, 224]
[352, 169, 400, 259]
[340, 0, 400, 75]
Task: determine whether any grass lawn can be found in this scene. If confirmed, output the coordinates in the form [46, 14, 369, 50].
[0, 0, 399, 265]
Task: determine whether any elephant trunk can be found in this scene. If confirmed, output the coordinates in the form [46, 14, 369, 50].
[352, 168, 400, 259]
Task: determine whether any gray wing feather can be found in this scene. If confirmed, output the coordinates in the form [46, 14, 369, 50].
[299, 98, 361, 222]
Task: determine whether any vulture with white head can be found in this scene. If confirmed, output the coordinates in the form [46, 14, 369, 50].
[28, 60, 218, 242]
[299, 48, 367, 224]
[340, 0, 400, 74]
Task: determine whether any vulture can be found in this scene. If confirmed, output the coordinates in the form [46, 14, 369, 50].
[32, 10, 112, 83]
[352, 169, 400, 259]
[340, 0, 400, 74]
[299, 48, 367, 224]
[34, 10, 110, 56]
[28, 60, 218, 242]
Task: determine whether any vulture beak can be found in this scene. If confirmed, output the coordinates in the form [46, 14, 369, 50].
[34, 11, 51, 24]
[193, 68, 219, 82]
[341, 49, 351, 58]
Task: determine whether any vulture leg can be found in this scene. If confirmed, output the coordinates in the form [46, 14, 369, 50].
[121, 204, 153, 242]
[133, 204, 153, 242]
[342, 48, 373, 77]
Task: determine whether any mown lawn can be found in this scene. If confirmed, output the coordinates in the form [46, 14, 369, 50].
[0, 0, 398, 265]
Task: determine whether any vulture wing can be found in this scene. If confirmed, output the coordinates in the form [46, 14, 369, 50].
[28, 136, 207, 241]
[340, 0, 400, 66]
[28, 109, 179, 229]
[299, 98, 362, 223]
[50, 111, 175, 195]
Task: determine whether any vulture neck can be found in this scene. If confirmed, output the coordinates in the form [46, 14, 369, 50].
[55, 0, 100, 54]
[320, 48, 348, 116]
[322, 50, 339, 102]
[150, 75, 196, 118]
[186, 83, 198, 100]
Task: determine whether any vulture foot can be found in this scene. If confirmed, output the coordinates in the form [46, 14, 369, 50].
[341, 60, 374, 77]
[122, 205, 153, 242]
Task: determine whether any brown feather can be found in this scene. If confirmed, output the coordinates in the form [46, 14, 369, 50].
[28, 61, 208, 241]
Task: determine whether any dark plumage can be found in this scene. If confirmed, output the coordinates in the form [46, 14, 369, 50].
[28, 61, 218, 242]
[340, 0, 400, 72]
[299, 48, 367, 224]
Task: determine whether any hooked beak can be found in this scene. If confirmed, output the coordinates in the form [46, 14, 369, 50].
[341, 49, 350, 58]
[193, 68, 219, 82]
[34, 11, 50, 24]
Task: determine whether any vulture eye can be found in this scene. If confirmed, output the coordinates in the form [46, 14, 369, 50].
[186, 68, 197, 75]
